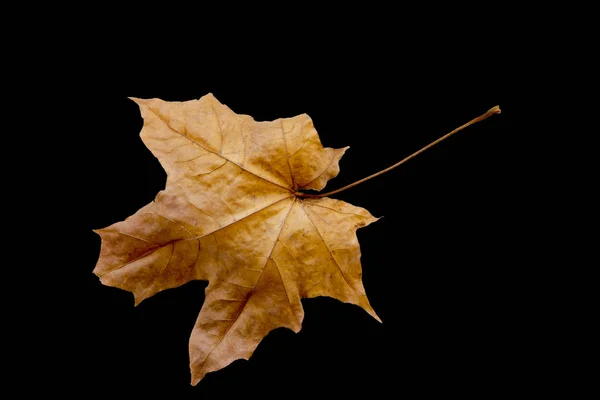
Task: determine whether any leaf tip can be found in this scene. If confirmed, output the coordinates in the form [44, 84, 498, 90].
[133, 295, 144, 307]
[367, 307, 382, 323]
[190, 372, 204, 386]
[128, 96, 145, 106]
[358, 296, 382, 323]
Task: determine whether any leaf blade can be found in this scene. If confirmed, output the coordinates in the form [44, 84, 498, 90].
[94, 93, 379, 384]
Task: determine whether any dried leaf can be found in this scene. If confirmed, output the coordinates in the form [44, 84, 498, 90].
[94, 93, 379, 384]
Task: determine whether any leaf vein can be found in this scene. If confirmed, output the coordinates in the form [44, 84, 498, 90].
[196, 198, 295, 372]
[299, 152, 337, 189]
[137, 242, 175, 301]
[144, 211, 195, 236]
[299, 204, 361, 298]
[175, 153, 214, 163]
[186, 196, 292, 241]
[113, 231, 157, 244]
[144, 105, 292, 193]
[210, 96, 224, 152]
[305, 203, 369, 218]
[98, 244, 161, 277]
[281, 120, 296, 189]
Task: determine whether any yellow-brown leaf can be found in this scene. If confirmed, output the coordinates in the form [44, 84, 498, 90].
[94, 93, 379, 384]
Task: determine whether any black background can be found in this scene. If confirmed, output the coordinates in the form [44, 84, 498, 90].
[59, 14, 531, 397]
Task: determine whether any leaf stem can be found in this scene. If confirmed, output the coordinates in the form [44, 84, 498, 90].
[296, 105, 501, 199]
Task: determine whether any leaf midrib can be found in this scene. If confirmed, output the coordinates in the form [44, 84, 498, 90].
[144, 104, 294, 194]
[100, 195, 294, 277]
[195, 198, 297, 373]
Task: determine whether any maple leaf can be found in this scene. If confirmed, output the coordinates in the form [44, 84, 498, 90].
[94, 93, 380, 384]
